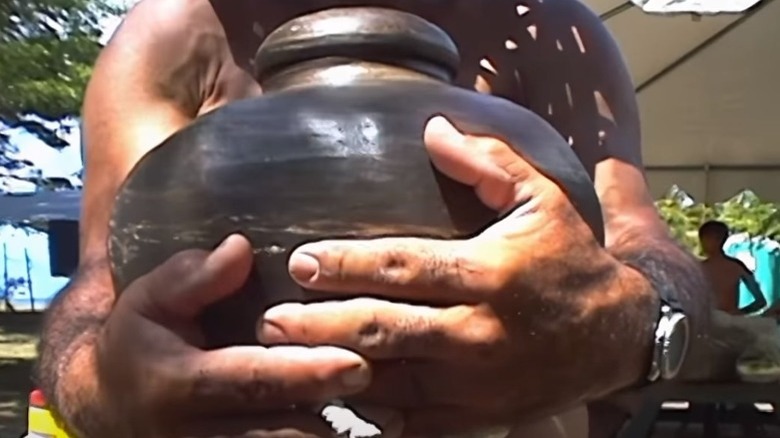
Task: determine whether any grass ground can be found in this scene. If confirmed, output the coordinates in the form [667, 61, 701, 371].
[0, 312, 40, 438]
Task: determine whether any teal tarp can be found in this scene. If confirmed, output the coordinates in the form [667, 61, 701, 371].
[725, 236, 780, 311]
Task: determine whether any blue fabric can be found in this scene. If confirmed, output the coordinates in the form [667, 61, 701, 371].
[725, 238, 780, 311]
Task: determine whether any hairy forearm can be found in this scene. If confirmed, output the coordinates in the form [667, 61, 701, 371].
[609, 231, 710, 340]
[36, 262, 116, 436]
[608, 230, 712, 379]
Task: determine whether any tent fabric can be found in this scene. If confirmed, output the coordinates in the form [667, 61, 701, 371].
[586, 0, 780, 202]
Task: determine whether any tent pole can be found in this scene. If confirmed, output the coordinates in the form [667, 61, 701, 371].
[601, 2, 633, 20]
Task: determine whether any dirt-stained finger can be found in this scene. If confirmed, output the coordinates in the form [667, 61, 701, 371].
[128, 234, 254, 320]
[260, 299, 460, 360]
[260, 299, 508, 363]
[424, 116, 546, 212]
[287, 238, 487, 304]
[173, 345, 371, 415]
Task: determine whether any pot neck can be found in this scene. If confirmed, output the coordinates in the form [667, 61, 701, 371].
[259, 57, 445, 93]
[253, 7, 460, 93]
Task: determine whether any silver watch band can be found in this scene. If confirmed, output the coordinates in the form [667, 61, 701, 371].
[647, 304, 690, 382]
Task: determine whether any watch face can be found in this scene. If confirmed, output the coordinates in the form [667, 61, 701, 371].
[662, 313, 690, 379]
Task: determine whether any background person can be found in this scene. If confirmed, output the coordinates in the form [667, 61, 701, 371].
[699, 220, 767, 316]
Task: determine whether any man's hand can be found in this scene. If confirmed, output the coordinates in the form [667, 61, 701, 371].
[96, 235, 373, 437]
[259, 117, 659, 435]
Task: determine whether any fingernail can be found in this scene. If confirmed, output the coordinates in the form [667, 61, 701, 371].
[427, 116, 459, 137]
[217, 233, 248, 251]
[216, 234, 235, 250]
[264, 302, 304, 322]
[340, 363, 370, 389]
[289, 251, 320, 282]
[258, 319, 288, 343]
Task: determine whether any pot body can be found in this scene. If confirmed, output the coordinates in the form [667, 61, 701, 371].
[109, 80, 604, 347]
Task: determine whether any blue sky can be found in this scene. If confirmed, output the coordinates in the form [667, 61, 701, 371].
[5, 0, 136, 178]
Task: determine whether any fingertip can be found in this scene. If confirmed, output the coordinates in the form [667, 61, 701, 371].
[209, 234, 253, 269]
[288, 251, 321, 284]
[269, 345, 372, 395]
[340, 363, 372, 392]
[190, 233, 253, 307]
[424, 115, 463, 147]
[313, 346, 372, 391]
[263, 302, 305, 322]
[313, 345, 369, 367]
[214, 233, 252, 254]
[270, 344, 368, 368]
[426, 115, 455, 133]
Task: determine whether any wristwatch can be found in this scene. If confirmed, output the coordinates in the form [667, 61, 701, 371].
[647, 303, 690, 382]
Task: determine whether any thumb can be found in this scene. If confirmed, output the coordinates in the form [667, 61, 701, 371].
[424, 116, 508, 190]
[424, 115, 540, 212]
[131, 234, 254, 320]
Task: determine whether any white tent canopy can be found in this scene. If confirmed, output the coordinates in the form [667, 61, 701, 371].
[587, 0, 779, 202]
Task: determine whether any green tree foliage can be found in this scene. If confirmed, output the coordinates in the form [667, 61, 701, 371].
[0, 0, 121, 151]
[656, 186, 780, 256]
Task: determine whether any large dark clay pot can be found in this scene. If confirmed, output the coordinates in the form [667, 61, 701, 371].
[109, 7, 604, 348]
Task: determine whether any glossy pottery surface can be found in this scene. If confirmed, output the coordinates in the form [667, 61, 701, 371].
[109, 7, 604, 347]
